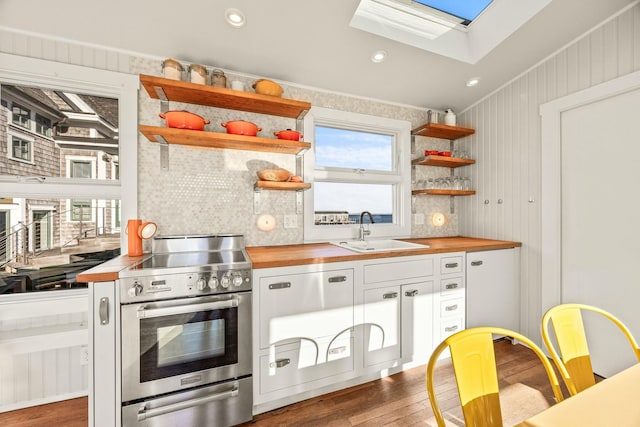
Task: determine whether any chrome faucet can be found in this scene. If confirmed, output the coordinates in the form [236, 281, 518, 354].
[358, 211, 375, 241]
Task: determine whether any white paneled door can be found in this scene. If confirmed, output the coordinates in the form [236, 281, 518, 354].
[560, 86, 640, 377]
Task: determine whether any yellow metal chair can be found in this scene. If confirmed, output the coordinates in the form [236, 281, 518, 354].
[541, 303, 640, 396]
[426, 327, 564, 427]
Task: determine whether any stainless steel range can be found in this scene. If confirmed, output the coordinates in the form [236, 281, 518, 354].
[118, 234, 252, 427]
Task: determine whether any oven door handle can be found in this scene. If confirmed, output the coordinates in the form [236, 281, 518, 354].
[137, 385, 239, 421]
[137, 296, 238, 318]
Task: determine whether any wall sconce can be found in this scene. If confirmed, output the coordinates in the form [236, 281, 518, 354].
[431, 212, 446, 227]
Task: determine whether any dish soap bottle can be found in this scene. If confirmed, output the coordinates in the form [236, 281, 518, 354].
[444, 109, 456, 126]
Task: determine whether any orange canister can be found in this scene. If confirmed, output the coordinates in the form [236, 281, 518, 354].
[127, 219, 143, 256]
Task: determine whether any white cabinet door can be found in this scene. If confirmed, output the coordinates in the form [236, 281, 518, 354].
[89, 281, 118, 427]
[258, 269, 353, 349]
[363, 285, 401, 367]
[401, 281, 434, 364]
[466, 248, 519, 331]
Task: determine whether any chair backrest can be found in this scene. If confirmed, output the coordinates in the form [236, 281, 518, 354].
[426, 327, 564, 427]
[541, 303, 640, 396]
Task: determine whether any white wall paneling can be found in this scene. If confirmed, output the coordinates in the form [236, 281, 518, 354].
[0, 291, 89, 411]
[459, 2, 640, 342]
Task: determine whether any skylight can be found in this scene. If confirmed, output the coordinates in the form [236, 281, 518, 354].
[413, 0, 493, 25]
[350, 0, 552, 64]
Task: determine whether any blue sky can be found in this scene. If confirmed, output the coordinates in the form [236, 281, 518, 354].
[414, 0, 493, 21]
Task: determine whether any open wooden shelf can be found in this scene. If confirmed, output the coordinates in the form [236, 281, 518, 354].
[139, 125, 311, 155]
[411, 122, 475, 139]
[255, 181, 311, 191]
[412, 189, 476, 196]
[140, 74, 311, 119]
[412, 155, 476, 168]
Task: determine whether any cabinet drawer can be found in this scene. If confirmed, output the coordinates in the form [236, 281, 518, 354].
[440, 297, 465, 318]
[259, 338, 353, 394]
[439, 317, 464, 341]
[440, 276, 464, 295]
[364, 258, 433, 284]
[259, 269, 354, 349]
[440, 255, 464, 274]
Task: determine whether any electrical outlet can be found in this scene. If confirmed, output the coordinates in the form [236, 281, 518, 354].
[414, 213, 424, 225]
[284, 215, 298, 229]
[80, 345, 89, 365]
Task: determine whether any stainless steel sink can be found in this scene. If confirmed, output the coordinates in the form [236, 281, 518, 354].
[331, 239, 429, 253]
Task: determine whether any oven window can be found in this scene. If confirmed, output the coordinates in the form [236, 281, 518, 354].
[157, 320, 225, 367]
[140, 307, 238, 383]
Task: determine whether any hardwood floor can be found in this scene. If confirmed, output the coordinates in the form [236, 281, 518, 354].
[0, 341, 563, 427]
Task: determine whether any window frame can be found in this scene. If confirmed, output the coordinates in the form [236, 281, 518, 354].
[303, 106, 412, 242]
[0, 53, 139, 251]
[7, 130, 34, 163]
[11, 102, 31, 129]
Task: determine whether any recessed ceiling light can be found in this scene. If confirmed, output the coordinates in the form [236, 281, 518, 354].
[225, 8, 246, 28]
[466, 77, 480, 87]
[371, 50, 387, 63]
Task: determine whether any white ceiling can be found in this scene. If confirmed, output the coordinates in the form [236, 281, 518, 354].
[0, 0, 635, 112]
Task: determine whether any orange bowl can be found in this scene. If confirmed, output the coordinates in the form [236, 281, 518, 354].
[257, 169, 291, 182]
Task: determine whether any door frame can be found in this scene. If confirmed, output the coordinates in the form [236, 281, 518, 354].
[540, 69, 640, 322]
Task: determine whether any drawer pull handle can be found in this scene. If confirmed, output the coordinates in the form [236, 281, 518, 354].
[471, 260, 483, 266]
[383, 292, 398, 299]
[269, 358, 290, 369]
[268, 282, 291, 290]
[445, 283, 459, 290]
[445, 262, 459, 269]
[328, 276, 347, 283]
[405, 289, 419, 297]
[329, 346, 347, 355]
[445, 325, 459, 332]
[445, 304, 459, 311]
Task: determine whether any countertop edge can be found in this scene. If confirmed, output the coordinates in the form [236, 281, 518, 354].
[76, 237, 521, 281]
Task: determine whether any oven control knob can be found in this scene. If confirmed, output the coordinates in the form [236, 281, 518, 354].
[128, 282, 143, 297]
[208, 276, 219, 289]
[221, 275, 231, 288]
[196, 277, 207, 291]
[232, 273, 244, 287]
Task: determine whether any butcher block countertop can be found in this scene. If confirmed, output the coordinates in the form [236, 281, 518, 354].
[76, 254, 147, 283]
[77, 236, 520, 282]
[246, 236, 521, 269]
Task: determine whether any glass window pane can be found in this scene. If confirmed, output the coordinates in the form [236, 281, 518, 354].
[71, 160, 92, 179]
[1, 84, 119, 179]
[1, 197, 120, 293]
[314, 182, 393, 224]
[10, 136, 32, 162]
[35, 113, 52, 137]
[315, 126, 393, 171]
[11, 103, 30, 128]
[413, 0, 493, 23]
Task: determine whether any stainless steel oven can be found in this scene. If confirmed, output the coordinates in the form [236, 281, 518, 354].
[118, 234, 252, 427]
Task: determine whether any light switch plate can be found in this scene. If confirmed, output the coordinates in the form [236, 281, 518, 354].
[284, 215, 298, 229]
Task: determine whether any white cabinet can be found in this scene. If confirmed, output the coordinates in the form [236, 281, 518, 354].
[253, 263, 356, 409]
[466, 248, 520, 331]
[258, 268, 353, 349]
[401, 281, 435, 365]
[361, 256, 435, 368]
[363, 285, 401, 367]
[434, 253, 466, 344]
[88, 281, 119, 427]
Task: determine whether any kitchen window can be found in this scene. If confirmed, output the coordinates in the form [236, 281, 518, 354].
[0, 52, 138, 260]
[303, 107, 411, 242]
